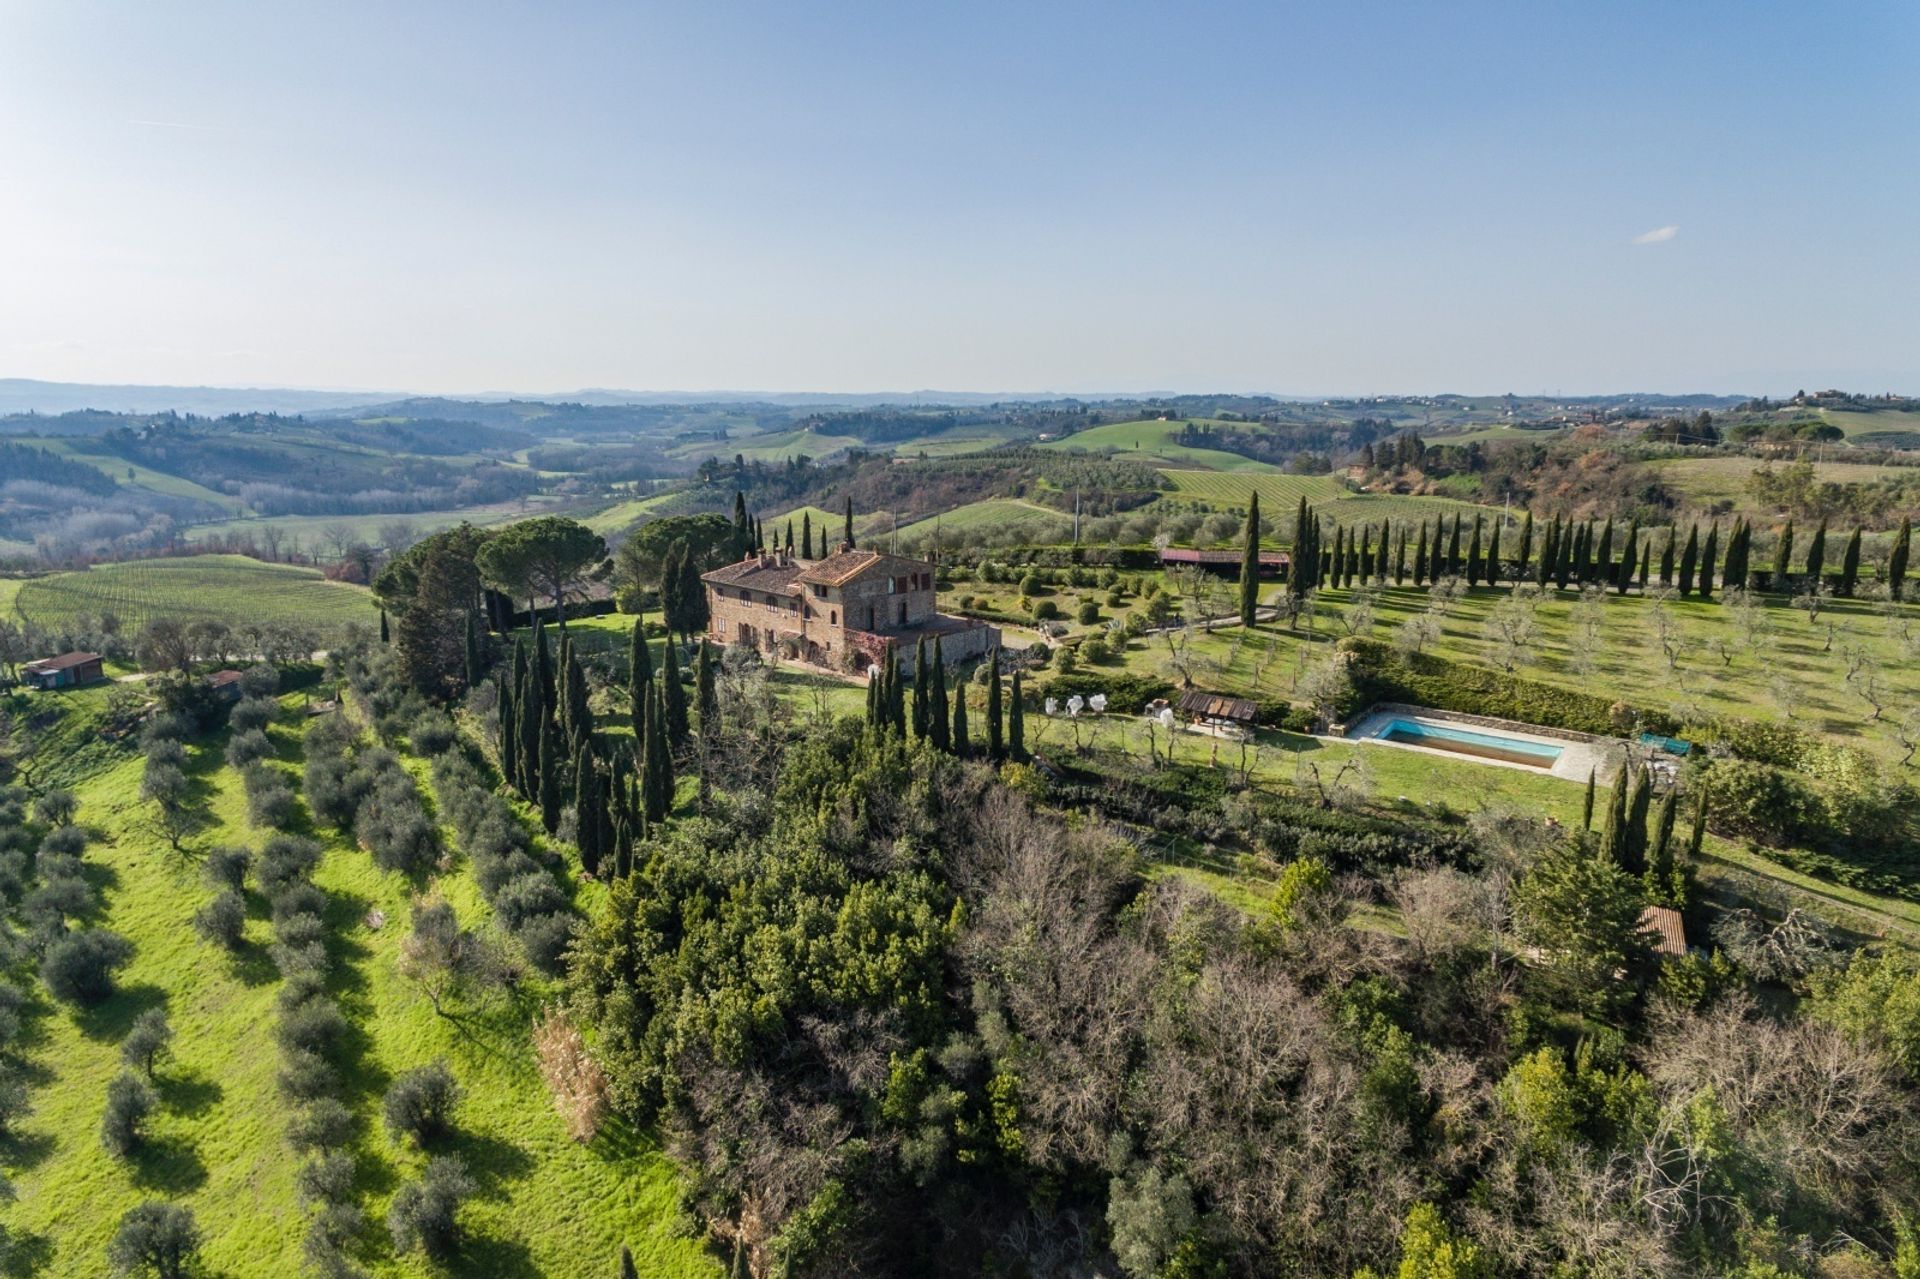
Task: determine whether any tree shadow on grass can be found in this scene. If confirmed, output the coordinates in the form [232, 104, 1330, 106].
[0, 1228, 54, 1278]
[225, 937, 281, 988]
[129, 1133, 207, 1194]
[73, 981, 166, 1044]
[446, 1128, 535, 1200]
[75, 861, 122, 923]
[156, 1066, 223, 1118]
[450, 1229, 541, 1279]
[0, 1128, 56, 1175]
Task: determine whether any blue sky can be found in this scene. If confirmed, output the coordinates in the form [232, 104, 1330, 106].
[1, 1, 1914, 396]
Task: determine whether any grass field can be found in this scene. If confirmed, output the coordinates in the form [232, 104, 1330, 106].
[1649, 456, 1914, 517]
[5, 695, 715, 1276]
[35, 439, 249, 516]
[1160, 470, 1497, 529]
[4, 555, 380, 641]
[671, 429, 862, 464]
[581, 490, 681, 537]
[1039, 420, 1281, 472]
[1820, 407, 1920, 441]
[896, 498, 1072, 541]
[182, 503, 559, 551]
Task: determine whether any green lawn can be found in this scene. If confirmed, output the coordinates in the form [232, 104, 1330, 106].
[1039, 419, 1281, 472]
[5, 695, 716, 1276]
[6, 555, 381, 643]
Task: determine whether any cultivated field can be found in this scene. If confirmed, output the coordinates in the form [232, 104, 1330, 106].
[182, 503, 559, 551]
[1650, 455, 1915, 516]
[1039, 419, 1281, 471]
[896, 498, 1072, 541]
[1160, 470, 1497, 529]
[4, 555, 380, 641]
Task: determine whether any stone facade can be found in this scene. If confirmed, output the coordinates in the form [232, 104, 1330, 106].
[701, 546, 998, 673]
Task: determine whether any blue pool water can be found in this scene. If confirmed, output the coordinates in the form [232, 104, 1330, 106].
[1378, 718, 1564, 767]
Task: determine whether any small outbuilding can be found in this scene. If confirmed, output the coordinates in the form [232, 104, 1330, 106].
[1639, 905, 1689, 960]
[206, 669, 248, 703]
[1176, 689, 1259, 739]
[22, 651, 105, 691]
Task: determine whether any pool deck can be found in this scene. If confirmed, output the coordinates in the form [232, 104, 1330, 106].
[1346, 707, 1620, 782]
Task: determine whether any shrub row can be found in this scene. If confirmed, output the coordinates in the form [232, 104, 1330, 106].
[305, 714, 441, 877]
[1335, 637, 1681, 737]
[430, 752, 575, 978]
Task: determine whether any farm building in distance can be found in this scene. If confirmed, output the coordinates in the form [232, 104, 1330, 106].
[21, 651, 105, 691]
[702, 545, 997, 673]
[1157, 546, 1290, 578]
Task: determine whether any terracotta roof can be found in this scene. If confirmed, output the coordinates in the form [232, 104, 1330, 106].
[206, 669, 247, 688]
[1639, 905, 1688, 958]
[1176, 689, 1259, 723]
[796, 548, 916, 587]
[700, 555, 805, 592]
[25, 651, 101, 672]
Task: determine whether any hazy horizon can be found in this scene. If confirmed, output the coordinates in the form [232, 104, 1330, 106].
[3, 2, 1916, 395]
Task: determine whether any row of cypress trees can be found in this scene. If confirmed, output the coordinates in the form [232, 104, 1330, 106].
[1272, 496, 1911, 603]
[1580, 764, 1709, 905]
[866, 638, 1027, 763]
[495, 617, 714, 880]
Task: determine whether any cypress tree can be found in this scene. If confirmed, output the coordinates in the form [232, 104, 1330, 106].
[1805, 518, 1828, 588]
[534, 620, 556, 705]
[1517, 511, 1533, 581]
[565, 644, 591, 752]
[1009, 669, 1027, 763]
[865, 669, 880, 728]
[1659, 529, 1676, 589]
[951, 675, 970, 759]
[1466, 515, 1483, 585]
[1638, 540, 1650, 590]
[1599, 765, 1628, 866]
[1446, 514, 1462, 576]
[1239, 491, 1261, 627]
[1487, 520, 1502, 586]
[801, 511, 812, 559]
[1648, 788, 1679, 893]
[1393, 525, 1407, 585]
[843, 497, 854, 549]
[930, 640, 950, 752]
[695, 640, 716, 730]
[1839, 527, 1862, 597]
[1331, 525, 1346, 590]
[1554, 518, 1571, 589]
[1289, 496, 1310, 599]
[462, 612, 482, 691]
[573, 747, 601, 876]
[890, 651, 907, 735]
[1700, 523, 1719, 599]
[732, 491, 750, 556]
[784, 519, 793, 553]
[1429, 518, 1445, 582]
[911, 639, 931, 739]
[662, 639, 688, 748]
[1614, 521, 1637, 594]
[629, 620, 652, 740]
[516, 664, 542, 797]
[1359, 524, 1373, 585]
[1678, 525, 1699, 595]
[538, 714, 563, 833]
[1622, 770, 1652, 875]
[1773, 519, 1794, 590]
[499, 675, 519, 787]
[1597, 518, 1615, 586]
[1535, 516, 1554, 588]
[1889, 517, 1911, 601]
[1581, 768, 1596, 831]
[1413, 522, 1428, 587]
[379, 609, 390, 644]
[986, 653, 1004, 761]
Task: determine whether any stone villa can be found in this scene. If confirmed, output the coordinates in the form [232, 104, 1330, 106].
[701, 545, 998, 673]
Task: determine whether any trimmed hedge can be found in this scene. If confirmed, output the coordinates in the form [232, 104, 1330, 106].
[1335, 638, 1680, 737]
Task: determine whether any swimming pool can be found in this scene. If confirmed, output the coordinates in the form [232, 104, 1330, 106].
[1377, 718, 1565, 768]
